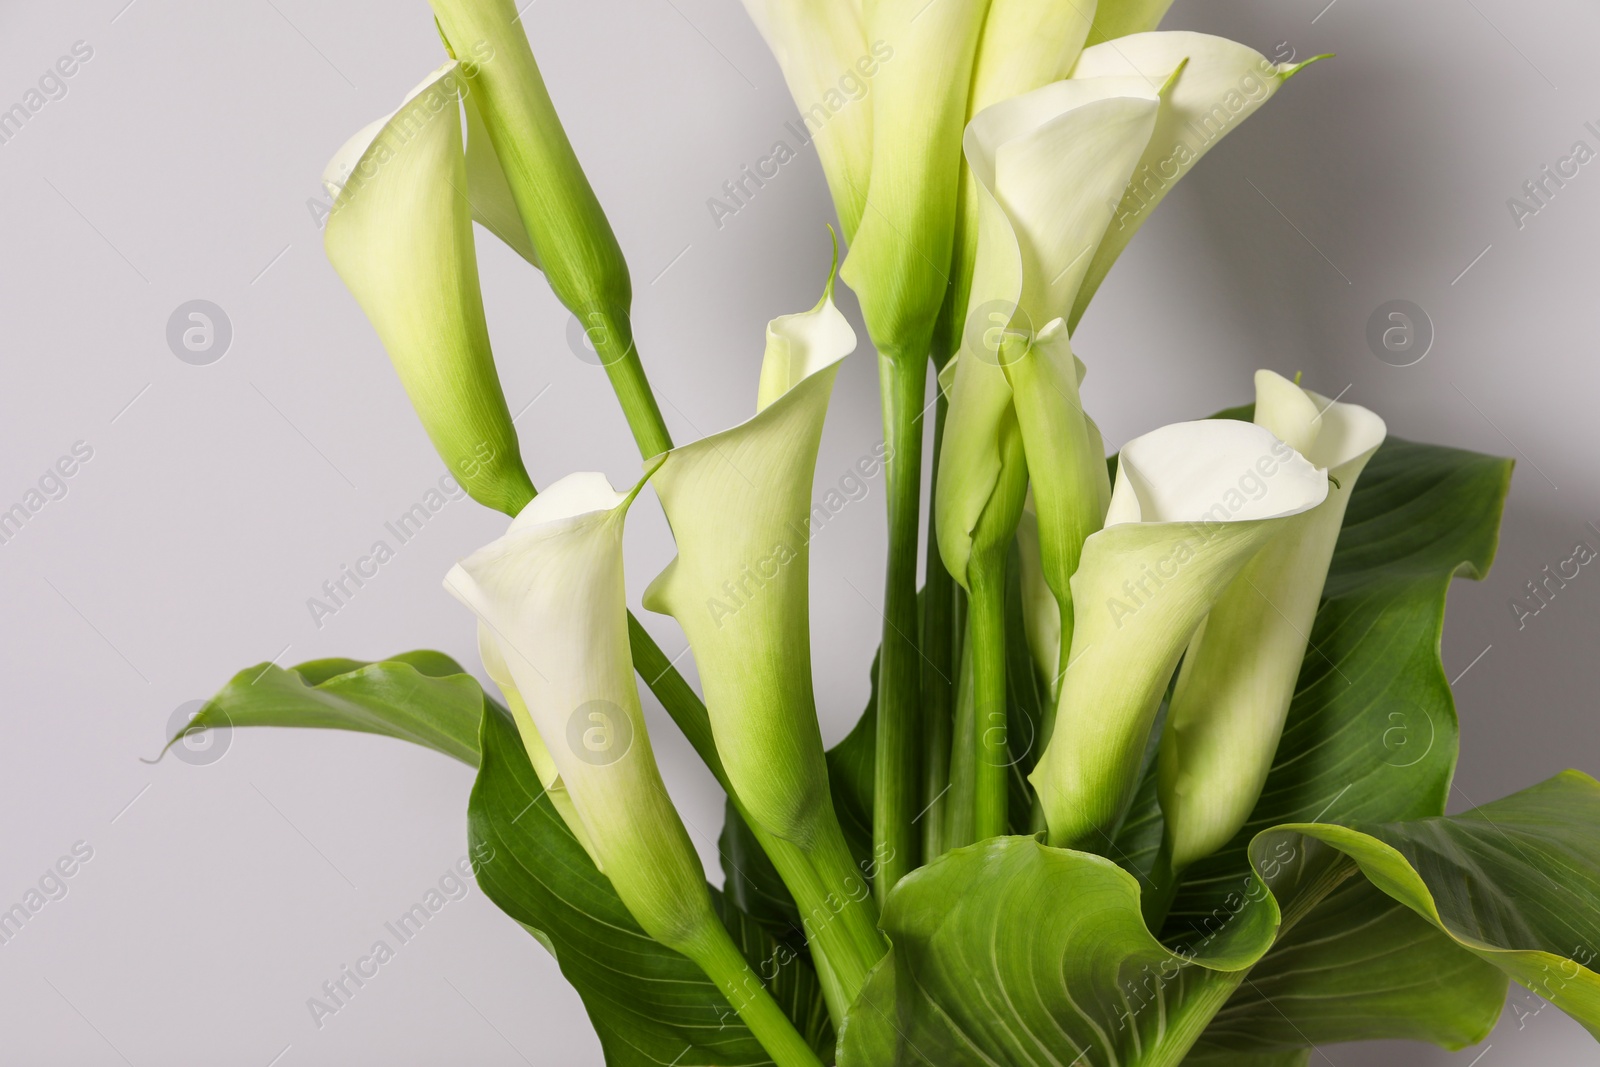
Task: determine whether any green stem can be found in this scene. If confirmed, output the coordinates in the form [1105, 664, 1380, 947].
[683, 921, 825, 1067]
[873, 351, 927, 903]
[967, 560, 1009, 842]
[1140, 969, 1248, 1067]
[590, 307, 673, 458]
[629, 615, 883, 1024]
[942, 638, 976, 853]
[920, 390, 958, 858]
[1141, 835, 1180, 933]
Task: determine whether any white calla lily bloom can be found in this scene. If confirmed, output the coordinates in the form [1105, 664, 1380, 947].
[1031, 419, 1328, 851]
[1069, 32, 1320, 328]
[1159, 374, 1387, 871]
[446, 471, 713, 949]
[323, 62, 535, 516]
[644, 279, 856, 849]
[938, 77, 1158, 656]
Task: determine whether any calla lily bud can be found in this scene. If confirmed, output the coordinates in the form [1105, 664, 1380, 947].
[323, 62, 535, 516]
[737, 0, 875, 240]
[1089, 0, 1176, 43]
[840, 0, 990, 358]
[644, 277, 857, 848]
[938, 78, 1156, 640]
[1069, 33, 1322, 328]
[474, 623, 597, 863]
[429, 0, 633, 345]
[446, 471, 716, 951]
[1030, 420, 1327, 852]
[1159, 374, 1387, 872]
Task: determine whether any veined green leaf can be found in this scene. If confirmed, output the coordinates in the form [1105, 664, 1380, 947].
[177, 651, 492, 766]
[1281, 771, 1600, 1040]
[470, 700, 835, 1065]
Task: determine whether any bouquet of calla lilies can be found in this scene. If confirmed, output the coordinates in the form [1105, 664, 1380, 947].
[185, 1, 1600, 1064]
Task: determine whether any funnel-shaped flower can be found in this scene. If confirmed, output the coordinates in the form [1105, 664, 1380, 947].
[446, 471, 720, 948]
[323, 62, 534, 516]
[429, 0, 634, 356]
[1159, 375, 1387, 871]
[840, 0, 990, 358]
[938, 77, 1157, 641]
[736, 0, 876, 240]
[1030, 419, 1327, 852]
[939, 0, 1099, 348]
[1069, 32, 1319, 328]
[643, 281, 856, 848]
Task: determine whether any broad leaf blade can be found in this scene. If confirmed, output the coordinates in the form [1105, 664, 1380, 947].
[1281, 771, 1600, 1040]
[180, 651, 492, 766]
[1194, 878, 1506, 1055]
[469, 694, 833, 1065]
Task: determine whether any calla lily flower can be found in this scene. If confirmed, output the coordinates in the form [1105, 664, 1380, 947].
[1159, 374, 1387, 872]
[445, 471, 713, 946]
[643, 277, 855, 849]
[840, 0, 990, 358]
[940, 0, 1099, 350]
[1030, 419, 1327, 852]
[323, 62, 535, 516]
[1069, 32, 1321, 328]
[447, 473, 824, 1066]
[736, 0, 875, 240]
[937, 77, 1158, 645]
[1089, 0, 1176, 43]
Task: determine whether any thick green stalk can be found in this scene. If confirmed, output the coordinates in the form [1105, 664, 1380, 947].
[873, 351, 928, 902]
[941, 638, 977, 853]
[967, 562, 1009, 841]
[919, 391, 958, 857]
[964, 422, 1027, 842]
[683, 922, 825, 1067]
[1140, 969, 1248, 1067]
[588, 307, 673, 459]
[628, 616, 883, 1022]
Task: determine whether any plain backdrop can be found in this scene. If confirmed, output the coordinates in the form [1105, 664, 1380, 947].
[1, 0, 1597, 1063]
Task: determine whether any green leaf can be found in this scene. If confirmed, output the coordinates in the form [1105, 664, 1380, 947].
[1193, 878, 1506, 1056]
[178, 651, 494, 766]
[470, 694, 834, 1065]
[838, 836, 1289, 1067]
[1280, 771, 1600, 1040]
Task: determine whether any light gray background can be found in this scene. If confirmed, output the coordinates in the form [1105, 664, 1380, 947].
[1, 0, 1596, 1063]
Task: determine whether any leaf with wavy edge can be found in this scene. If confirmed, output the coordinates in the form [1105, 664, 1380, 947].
[470, 694, 834, 1065]
[1193, 877, 1506, 1056]
[1275, 771, 1600, 1041]
[175, 651, 491, 766]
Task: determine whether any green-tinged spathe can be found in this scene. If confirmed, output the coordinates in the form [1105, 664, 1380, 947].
[323, 62, 534, 516]
[1031, 419, 1327, 851]
[446, 472, 823, 1067]
[644, 277, 856, 849]
[840, 0, 990, 359]
[1160, 373, 1387, 872]
[1069, 32, 1322, 328]
[937, 77, 1157, 635]
[1088, 0, 1177, 43]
